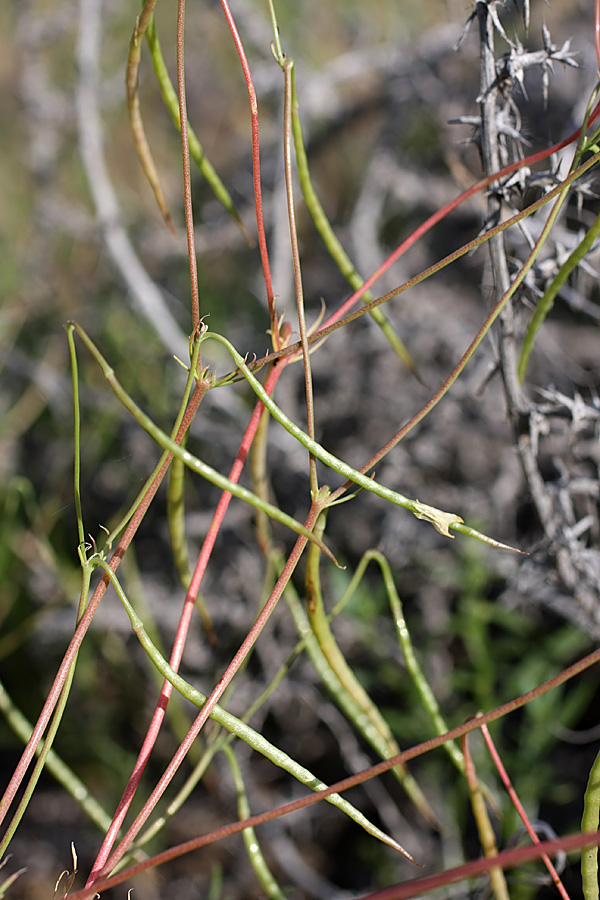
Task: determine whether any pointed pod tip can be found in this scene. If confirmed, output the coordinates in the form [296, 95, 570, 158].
[385, 838, 421, 866]
[451, 521, 526, 554]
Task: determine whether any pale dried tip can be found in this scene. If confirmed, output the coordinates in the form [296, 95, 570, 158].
[53, 870, 69, 898]
[413, 500, 464, 538]
[308, 298, 327, 335]
[53, 843, 78, 900]
[173, 354, 190, 372]
[490, 538, 528, 555]
[385, 835, 421, 866]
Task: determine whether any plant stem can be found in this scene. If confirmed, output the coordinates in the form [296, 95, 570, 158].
[305, 513, 436, 831]
[90, 528, 406, 879]
[582, 748, 600, 900]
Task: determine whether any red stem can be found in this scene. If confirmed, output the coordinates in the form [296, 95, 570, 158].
[219, 0, 278, 347]
[66, 646, 600, 896]
[86, 362, 288, 881]
[92, 496, 325, 880]
[320, 98, 600, 332]
[481, 722, 571, 900]
[0, 387, 205, 835]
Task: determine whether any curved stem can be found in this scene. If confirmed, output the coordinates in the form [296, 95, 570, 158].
[126, 0, 175, 234]
[318, 98, 600, 332]
[305, 513, 436, 829]
[204, 330, 518, 550]
[94, 495, 331, 878]
[65, 646, 600, 899]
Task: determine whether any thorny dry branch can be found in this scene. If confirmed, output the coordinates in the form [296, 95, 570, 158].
[473, 1, 600, 633]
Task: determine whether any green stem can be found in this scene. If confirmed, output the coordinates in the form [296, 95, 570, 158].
[0, 677, 112, 834]
[582, 747, 600, 900]
[69, 322, 337, 563]
[222, 745, 287, 900]
[68, 325, 86, 551]
[305, 514, 436, 831]
[519, 204, 600, 381]
[368, 551, 464, 772]
[204, 330, 516, 550]
[306, 515, 397, 750]
[266, 0, 285, 67]
[289, 65, 415, 371]
[167, 432, 192, 587]
[93, 559, 408, 855]
[518, 84, 600, 382]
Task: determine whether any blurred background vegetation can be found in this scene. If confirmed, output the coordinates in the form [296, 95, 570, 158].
[1, 1, 600, 897]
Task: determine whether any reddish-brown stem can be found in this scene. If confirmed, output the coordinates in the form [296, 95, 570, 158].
[66, 644, 600, 898]
[0, 385, 205, 835]
[177, 0, 200, 331]
[319, 98, 600, 332]
[67, 829, 600, 900]
[219, 0, 278, 347]
[93, 493, 326, 880]
[85, 381, 206, 882]
[327, 263, 521, 504]
[317, 831, 597, 900]
[86, 363, 288, 881]
[481, 722, 571, 900]
[232, 145, 600, 380]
